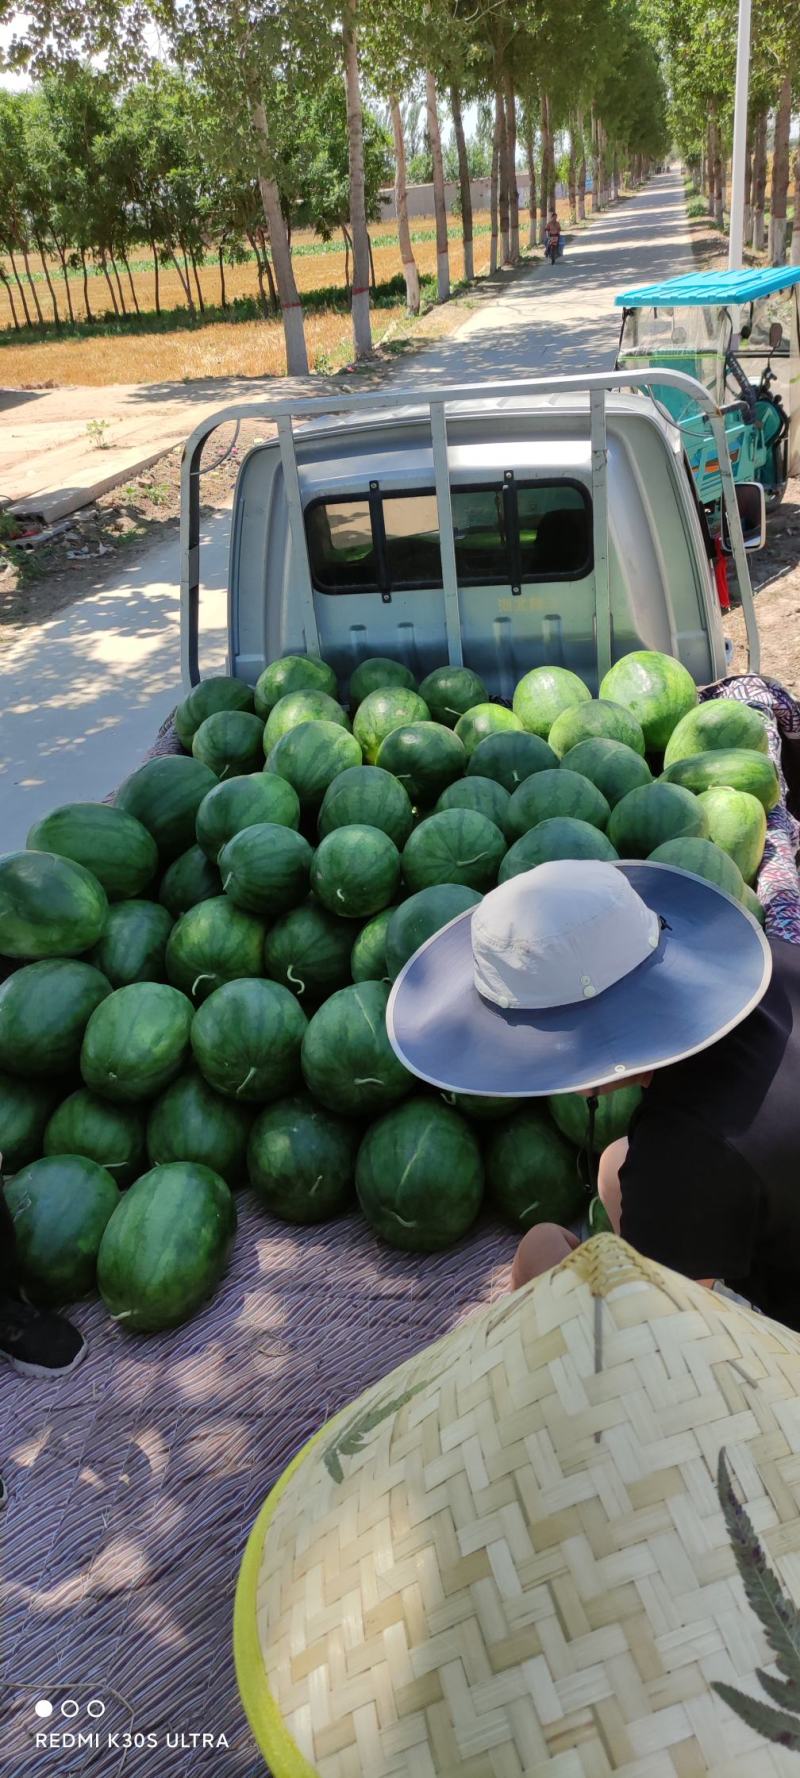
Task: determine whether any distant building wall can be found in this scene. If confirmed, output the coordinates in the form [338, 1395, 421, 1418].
[378, 177, 571, 220]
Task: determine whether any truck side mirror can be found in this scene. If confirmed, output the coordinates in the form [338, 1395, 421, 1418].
[721, 481, 766, 553]
[769, 320, 783, 351]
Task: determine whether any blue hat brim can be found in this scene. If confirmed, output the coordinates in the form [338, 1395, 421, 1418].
[386, 862, 772, 1097]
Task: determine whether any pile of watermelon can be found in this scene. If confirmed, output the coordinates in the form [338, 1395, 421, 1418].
[0, 648, 776, 1332]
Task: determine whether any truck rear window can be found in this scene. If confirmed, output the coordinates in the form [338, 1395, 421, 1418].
[305, 481, 592, 594]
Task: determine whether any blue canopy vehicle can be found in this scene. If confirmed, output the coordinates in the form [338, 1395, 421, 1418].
[615, 267, 800, 518]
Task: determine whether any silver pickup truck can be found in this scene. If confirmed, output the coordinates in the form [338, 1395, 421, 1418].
[179, 368, 763, 698]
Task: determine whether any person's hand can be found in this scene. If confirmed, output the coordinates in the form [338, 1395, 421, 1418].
[511, 1223, 580, 1290]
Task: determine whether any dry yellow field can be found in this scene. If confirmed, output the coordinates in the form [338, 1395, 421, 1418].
[0, 217, 501, 387]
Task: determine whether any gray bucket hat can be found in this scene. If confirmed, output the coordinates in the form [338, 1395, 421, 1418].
[386, 859, 772, 1097]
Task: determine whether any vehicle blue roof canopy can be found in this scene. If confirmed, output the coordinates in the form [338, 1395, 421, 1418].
[615, 267, 800, 307]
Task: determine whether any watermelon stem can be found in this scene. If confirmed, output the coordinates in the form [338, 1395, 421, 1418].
[191, 973, 216, 998]
[287, 965, 306, 995]
[236, 1067, 258, 1096]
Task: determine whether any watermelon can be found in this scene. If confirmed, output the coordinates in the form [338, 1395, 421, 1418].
[263, 902, 354, 1003]
[311, 825, 400, 919]
[116, 755, 218, 864]
[97, 1161, 236, 1332]
[599, 650, 698, 752]
[0, 959, 110, 1078]
[44, 1090, 147, 1190]
[560, 738, 652, 807]
[499, 819, 618, 881]
[265, 719, 362, 808]
[356, 1096, 483, 1251]
[191, 978, 307, 1102]
[741, 883, 766, 926]
[254, 654, 337, 721]
[440, 1089, 523, 1121]
[607, 781, 709, 857]
[349, 657, 416, 706]
[159, 846, 221, 917]
[661, 749, 780, 811]
[318, 765, 413, 847]
[0, 1073, 59, 1172]
[174, 675, 255, 749]
[401, 809, 506, 893]
[218, 824, 312, 917]
[386, 884, 481, 980]
[648, 837, 745, 901]
[417, 666, 488, 726]
[350, 907, 396, 982]
[26, 803, 157, 901]
[165, 896, 264, 1003]
[248, 1093, 358, 1223]
[146, 1068, 252, 1186]
[91, 900, 173, 987]
[376, 722, 466, 805]
[4, 1155, 120, 1305]
[697, 786, 767, 884]
[663, 697, 770, 768]
[436, 775, 510, 827]
[353, 687, 431, 763]
[192, 710, 265, 779]
[301, 981, 412, 1115]
[512, 665, 591, 738]
[196, 773, 300, 861]
[484, 1107, 584, 1229]
[504, 769, 610, 842]
[549, 1087, 642, 1152]
[81, 982, 193, 1103]
[0, 853, 108, 961]
[454, 703, 523, 756]
[548, 699, 646, 760]
[467, 730, 558, 791]
[263, 690, 348, 754]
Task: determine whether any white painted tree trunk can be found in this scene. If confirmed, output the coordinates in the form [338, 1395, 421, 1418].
[524, 112, 537, 249]
[770, 75, 792, 265]
[450, 84, 474, 282]
[426, 71, 450, 300]
[505, 78, 520, 263]
[792, 148, 800, 265]
[489, 97, 500, 271]
[390, 95, 420, 313]
[343, 0, 372, 357]
[251, 101, 308, 375]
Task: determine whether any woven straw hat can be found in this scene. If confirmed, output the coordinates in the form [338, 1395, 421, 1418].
[235, 1236, 800, 1776]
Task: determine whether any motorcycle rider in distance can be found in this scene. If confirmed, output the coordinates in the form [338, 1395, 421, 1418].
[544, 209, 562, 262]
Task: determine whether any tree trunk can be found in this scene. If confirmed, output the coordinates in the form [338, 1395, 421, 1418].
[539, 92, 550, 243]
[426, 70, 450, 300]
[218, 246, 228, 309]
[149, 238, 160, 314]
[247, 230, 270, 315]
[80, 249, 93, 322]
[390, 92, 420, 311]
[263, 245, 278, 314]
[612, 149, 620, 203]
[367, 234, 377, 295]
[576, 110, 586, 221]
[568, 124, 577, 222]
[590, 111, 600, 212]
[251, 98, 308, 374]
[597, 122, 606, 209]
[22, 247, 45, 324]
[450, 83, 474, 281]
[341, 223, 351, 295]
[55, 245, 75, 324]
[524, 110, 537, 249]
[98, 254, 119, 314]
[9, 250, 32, 325]
[36, 241, 60, 324]
[751, 109, 767, 252]
[489, 95, 500, 272]
[189, 248, 205, 312]
[0, 269, 20, 330]
[164, 239, 194, 311]
[343, 1, 373, 356]
[504, 79, 520, 263]
[122, 251, 140, 314]
[706, 118, 715, 211]
[110, 255, 127, 315]
[770, 74, 792, 264]
[792, 145, 800, 265]
[496, 89, 509, 260]
[743, 126, 753, 246]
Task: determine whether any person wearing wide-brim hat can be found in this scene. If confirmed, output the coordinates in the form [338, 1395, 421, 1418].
[388, 858, 800, 1327]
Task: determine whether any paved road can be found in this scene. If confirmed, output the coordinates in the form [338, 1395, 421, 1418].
[0, 173, 691, 849]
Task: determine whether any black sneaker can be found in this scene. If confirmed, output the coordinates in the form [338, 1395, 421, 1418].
[0, 1297, 87, 1378]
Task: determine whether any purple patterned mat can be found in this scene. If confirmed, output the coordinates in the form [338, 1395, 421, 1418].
[700, 675, 800, 944]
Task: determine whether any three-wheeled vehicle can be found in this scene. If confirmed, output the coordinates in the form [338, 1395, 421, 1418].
[614, 267, 800, 516]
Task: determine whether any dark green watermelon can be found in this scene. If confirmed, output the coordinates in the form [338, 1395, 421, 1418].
[81, 982, 194, 1103]
[663, 698, 769, 768]
[741, 883, 766, 926]
[350, 907, 396, 982]
[549, 1086, 642, 1152]
[385, 884, 481, 980]
[454, 703, 524, 756]
[660, 749, 780, 811]
[191, 978, 307, 1102]
[349, 657, 416, 707]
[26, 803, 158, 901]
[0, 959, 111, 1078]
[485, 1107, 584, 1228]
[467, 730, 559, 791]
[165, 896, 265, 1002]
[504, 769, 610, 841]
[44, 1090, 148, 1190]
[97, 1161, 236, 1331]
[196, 773, 300, 860]
[317, 765, 413, 847]
[512, 665, 592, 738]
[417, 665, 488, 727]
[548, 699, 646, 760]
[356, 1096, 483, 1251]
[146, 1068, 252, 1186]
[648, 836, 746, 900]
[402, 809, 506, 893]
[607, 781, 709, 857]
[311, 825, 400, 919]
[192, 710, 266, 779]
[435, 775, 510, 828]
[301, 981, 411, 1115]
[265, 719, 362, 809]
[264, 691, 349, 754]
[560, 738, 653, 807]
[116, 755, 218, 863]
[159, 846, 221, 917]
[352, 687, 430, 763]
[219, 824, 312, 917]
[376, 722, 466, 805]
[0, 1072, 59, 1171]
[91, 900, 173, 987]
[248, 1093, 358, 1223]
[174, 675, 255, 749]
[600, 650, 698, 753]
[0, 852, 108, 960]
[254, 655, 338, 721]
[263, 902, 354, 1004]
[4, 1154, 120, 1303]
[498, 819, 618, 880]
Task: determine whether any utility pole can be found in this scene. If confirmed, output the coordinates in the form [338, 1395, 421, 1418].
[728, 0, 752, 268]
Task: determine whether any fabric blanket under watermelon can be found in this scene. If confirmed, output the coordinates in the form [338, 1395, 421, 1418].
[700, 674, 800, 944]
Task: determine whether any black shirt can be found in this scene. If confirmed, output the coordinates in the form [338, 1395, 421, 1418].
[619, 936, 800, 1329]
